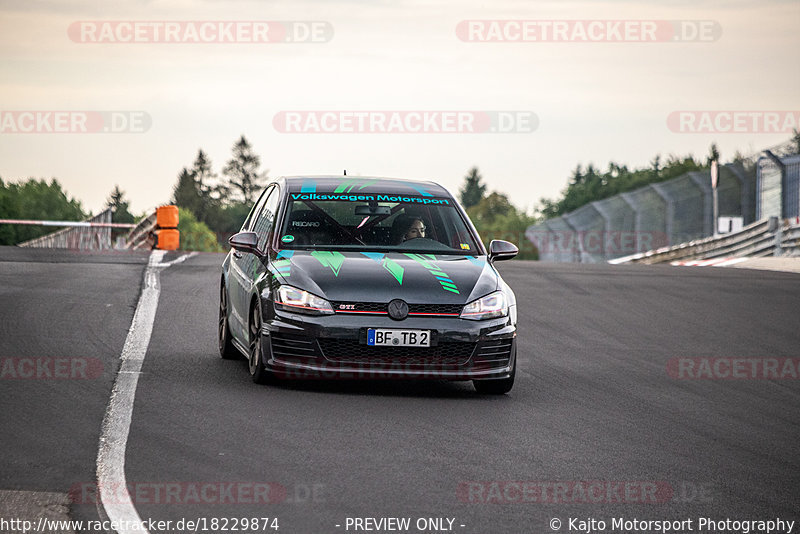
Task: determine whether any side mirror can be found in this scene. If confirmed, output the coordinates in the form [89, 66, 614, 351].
[229, 231, 262, 256]
[488, 239, 518, 262]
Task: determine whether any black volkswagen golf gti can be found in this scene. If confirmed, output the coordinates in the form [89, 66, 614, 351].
[219, 176, 519, 394]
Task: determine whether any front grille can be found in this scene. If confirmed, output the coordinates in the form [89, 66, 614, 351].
[472, 338, 513, 368]
[408, 303, 463, 315]
[332, 302, 463, 316]
[270, 333, 321, 361]
[318, 338, 475, 367]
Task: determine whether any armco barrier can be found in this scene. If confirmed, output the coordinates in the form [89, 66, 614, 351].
[124, 212, 157, 250]
[16, 209, 117, 250]
[8, 204, 181, 251]
[124, 206, 180, 250]
[609, 217, 800, 264]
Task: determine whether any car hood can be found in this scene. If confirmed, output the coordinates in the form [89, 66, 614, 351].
[270, 250, 498, 304]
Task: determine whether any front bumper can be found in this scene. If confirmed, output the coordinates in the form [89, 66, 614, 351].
[261, 307, 516, 381]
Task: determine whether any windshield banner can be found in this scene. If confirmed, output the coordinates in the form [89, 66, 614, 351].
[290, 193, 451, 205]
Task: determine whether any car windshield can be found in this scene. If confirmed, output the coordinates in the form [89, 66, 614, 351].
[278, 193, 480, 254]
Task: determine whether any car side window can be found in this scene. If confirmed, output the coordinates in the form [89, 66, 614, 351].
[242, 187, 271, 232]
[253, 186, 281, 250]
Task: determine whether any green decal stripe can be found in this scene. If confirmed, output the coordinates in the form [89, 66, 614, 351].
[357, 180, 379, 190]
[311, 250, 345, 276]
[404, 253, 459, 294]
[404, 253, 434, 270]
[383, 258, 404, 284]
[334, 178, 359, 193]
[269, 266, 290, 277]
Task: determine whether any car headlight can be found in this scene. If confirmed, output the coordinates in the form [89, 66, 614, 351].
[460, 291, 508, 320]
[274, 285, 334, 316]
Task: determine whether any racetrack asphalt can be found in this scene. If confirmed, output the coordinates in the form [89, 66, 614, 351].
[1, 247, 798, 533]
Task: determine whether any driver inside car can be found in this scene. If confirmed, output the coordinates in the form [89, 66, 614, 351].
[391, 215, 427, 244]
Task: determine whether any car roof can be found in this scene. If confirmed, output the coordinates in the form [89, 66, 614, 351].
[279, 175, 453, 198]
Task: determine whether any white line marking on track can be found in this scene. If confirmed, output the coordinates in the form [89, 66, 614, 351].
[96, 250, 169, 534]
[154, 251, 198, 268]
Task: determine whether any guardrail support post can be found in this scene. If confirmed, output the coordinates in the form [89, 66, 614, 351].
[769, 217, 782, 256]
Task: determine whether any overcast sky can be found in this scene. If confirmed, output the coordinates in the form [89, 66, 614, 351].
[1, 0, 798, 214]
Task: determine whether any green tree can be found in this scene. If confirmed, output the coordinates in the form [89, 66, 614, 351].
[172, 147, 264, 249]
[570, 164, 584, 185]
[0, 178, 86, 245]
[190, 149, 226, 222]
[106, 185, 135, 224]
[172, 167, 201, 214]
[467, 191, 538, 260]
[467, 192, 516, 227]
[215, 203, 252, 234]
[650, 154, 662, 178]
[172, 149, 230, 228]
[223, 135, 266, 204]
[459, 167, 486, 208]
[707, 143, 720, 165]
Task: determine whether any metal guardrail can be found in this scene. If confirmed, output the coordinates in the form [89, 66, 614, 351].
[8, 206, 179, 251]
[0, 218, 136, 229]
[780, 224, 800, 256]
[609, 217, 800, 264]
[124, 212, 158, 249]
[17, 209, 118, 250]
[124, 206, 180, 250]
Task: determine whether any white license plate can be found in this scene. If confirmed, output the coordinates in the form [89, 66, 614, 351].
[367, 329, 431, 347]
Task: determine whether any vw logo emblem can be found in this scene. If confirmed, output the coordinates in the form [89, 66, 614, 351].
[387, 299, 409, 320]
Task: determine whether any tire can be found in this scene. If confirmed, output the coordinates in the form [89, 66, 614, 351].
[219, 282, 239, 360]
[473, 354, 515, 395]
[248, 303, 272, 384]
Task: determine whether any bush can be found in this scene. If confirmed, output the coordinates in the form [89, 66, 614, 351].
[177, 207, 224, 252]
